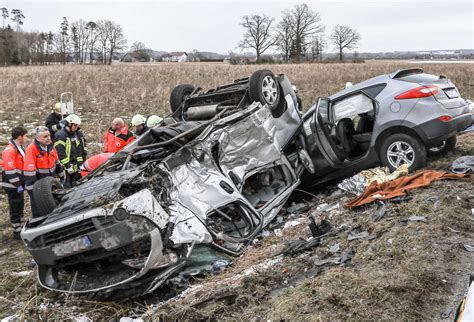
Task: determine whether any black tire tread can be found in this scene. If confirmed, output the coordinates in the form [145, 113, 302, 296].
[170, 84, 195, 113]
[32, 177, 61, 217]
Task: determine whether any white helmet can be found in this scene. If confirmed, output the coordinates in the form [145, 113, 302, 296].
[131, 114, 146, 126]
[146, 115, 163, 128]
[64, 114, 82, 125]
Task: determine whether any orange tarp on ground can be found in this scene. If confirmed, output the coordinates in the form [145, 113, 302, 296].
[346, 170, 470, 209]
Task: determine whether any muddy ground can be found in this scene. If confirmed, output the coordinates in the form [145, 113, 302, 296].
[0, 132, 472, 320]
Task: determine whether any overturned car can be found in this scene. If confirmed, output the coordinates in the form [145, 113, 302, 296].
[21, 70, 308, 300]
[21, 68, 472, 300]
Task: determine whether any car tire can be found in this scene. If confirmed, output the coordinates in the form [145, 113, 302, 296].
[249, 70, 280, 111]
[379, 133, 426, 172]
[170, 84, 195, 113]
[427, 135, 457, 156]
[32, 177, 62, 217]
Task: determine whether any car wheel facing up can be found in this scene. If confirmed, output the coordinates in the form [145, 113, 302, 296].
[379, 133, 426, 172]
[249, 70, 280, 111]
[170, 84, 195, 113]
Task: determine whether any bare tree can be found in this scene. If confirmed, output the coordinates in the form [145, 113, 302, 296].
[70, 19, 89, 63]
[1, 8, 8, 28]
[130, 41, 147, 52]
[310, 34, 326, 61]
[287, 3, 324, 62]
[96, 20, 109, 64]
[58, 17, 70, 64]
[275, 12, 293, 62]
[330, 25, 361, 61]
[238, 14, 276, 63]
[10, 9, 25, 32]
[86, 21, 98, 64]
[106, 21, 127, 64]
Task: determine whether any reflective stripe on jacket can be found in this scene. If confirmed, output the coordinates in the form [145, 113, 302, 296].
[23, 140, 64, 190]
[104, 126, 134, 153]
[0, 140, 25, 190]
[54, 128, 86, 172]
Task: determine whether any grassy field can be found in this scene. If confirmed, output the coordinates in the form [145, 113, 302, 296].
[0, 61, 473, 320]
[1, 61, 473, 148]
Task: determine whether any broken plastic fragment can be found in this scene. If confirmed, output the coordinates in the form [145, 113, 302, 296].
[347, 230, 369, 241]
[408, 215, 428, 222]
[464, 245, 474, 252]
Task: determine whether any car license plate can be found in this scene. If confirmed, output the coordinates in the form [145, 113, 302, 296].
[445, 88, 459, 99]
[52, 235, 93, 256]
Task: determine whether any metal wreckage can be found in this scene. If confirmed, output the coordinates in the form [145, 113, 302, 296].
[20, 68, 473, 300]
[21, 70, 311, 300]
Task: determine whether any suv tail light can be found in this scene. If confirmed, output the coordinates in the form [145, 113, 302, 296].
[438, 115, 452, 122]
[395, 85, 439, 100]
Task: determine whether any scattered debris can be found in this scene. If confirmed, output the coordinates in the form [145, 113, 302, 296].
[463, 245, 474, 252]
[308, 218, 332, 238]
[283, 219, 304, 230]
[314, 256, 341, 266]
[270, 267, 320, 298]
[211, 260, 231, 275]
[447, 227, 460, 233]
[348, 230, 370, 241]
[283, 238, 320, 255]
[451, 156, 474, 174]
[286, 201, 311, 214]
[374, 200, 387, 221]
[408, 216, 428, 222]
[328, 243, 340, 254]
[10, 271, 32, 277]
[190, 291, 238, 309]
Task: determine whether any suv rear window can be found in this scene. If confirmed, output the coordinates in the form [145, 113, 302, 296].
[397, 74, 439, 83]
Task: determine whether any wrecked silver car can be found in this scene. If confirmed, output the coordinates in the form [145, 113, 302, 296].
[21, 70, 309, 300]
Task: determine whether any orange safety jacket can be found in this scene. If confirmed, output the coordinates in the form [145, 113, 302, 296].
[103, 126, 134, 153]
[23, 140, 65, 191]
[0, 139, 25, 190]
[80, 152, 114, 177]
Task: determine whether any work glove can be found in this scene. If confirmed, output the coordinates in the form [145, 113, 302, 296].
[66, 166, 75, 175]
[16, 186, 24, 193]
[59, 120, 67, 129]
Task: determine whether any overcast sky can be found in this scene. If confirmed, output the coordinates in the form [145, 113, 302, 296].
[3, 0, 473, 54]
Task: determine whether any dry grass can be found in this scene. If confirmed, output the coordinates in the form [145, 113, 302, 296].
[1, 61, 473, 148]
[0, 62, 473, 320]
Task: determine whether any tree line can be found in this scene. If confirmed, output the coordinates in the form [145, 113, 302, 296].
[0, 8, 127, 65]
[238, 3, 361, 63]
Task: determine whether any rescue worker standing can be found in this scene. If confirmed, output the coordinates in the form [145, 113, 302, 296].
[54, 114, 86, 188]
[45, 102, 63, 140]
[131, 114, 148, 136]
[104, 118, 134, 153]
[24, 126, 64, 218]
[1, 127, 28, 239]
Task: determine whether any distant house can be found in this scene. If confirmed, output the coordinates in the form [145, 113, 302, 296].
[166, 52, 188, 63]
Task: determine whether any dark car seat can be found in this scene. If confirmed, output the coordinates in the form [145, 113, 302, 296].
[336, 118, 356, 154]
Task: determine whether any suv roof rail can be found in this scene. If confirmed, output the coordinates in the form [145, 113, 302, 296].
[389, 68, 424, 79]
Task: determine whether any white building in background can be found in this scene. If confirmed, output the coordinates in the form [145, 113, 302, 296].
[163, 52, 187, 63]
